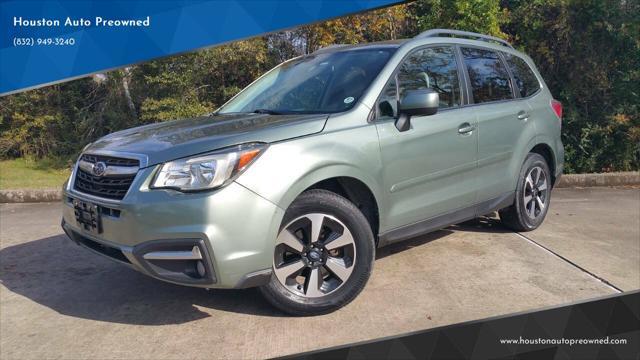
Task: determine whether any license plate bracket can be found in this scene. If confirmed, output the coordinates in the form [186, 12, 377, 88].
[73, 199, 102, 234]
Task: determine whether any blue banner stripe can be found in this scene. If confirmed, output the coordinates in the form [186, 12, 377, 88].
[1, 0, 402, 95]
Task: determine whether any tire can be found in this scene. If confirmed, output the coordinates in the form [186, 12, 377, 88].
[500, 153, 552, 232]
[259, 189, 375, 316]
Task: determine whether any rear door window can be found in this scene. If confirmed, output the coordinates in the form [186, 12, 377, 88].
[461, 47, 513, 103]
[504, 53, 541, 97]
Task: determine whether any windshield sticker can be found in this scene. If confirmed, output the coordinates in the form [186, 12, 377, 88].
[344, 96, 355, 104]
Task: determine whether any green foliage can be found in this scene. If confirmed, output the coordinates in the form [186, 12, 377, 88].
[412, 0, 507, 37]
[502, 0, 639, 172]
[296, 6, 414, 52]
[0, 0, 637, 174]
[131, 38, 273, 123]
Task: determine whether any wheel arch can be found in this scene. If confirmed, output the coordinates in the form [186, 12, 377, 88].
[278, 167, 384, 243]
[528, 142, 557, 187]
[305, 176, 380, 242]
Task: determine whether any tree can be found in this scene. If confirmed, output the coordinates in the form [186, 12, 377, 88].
[502, 0, 639, 172]
[129, 38, 273, 123]
[294, 5, 413, 53]
[0, 0, 637, 173]
[411, 0, 507, 37]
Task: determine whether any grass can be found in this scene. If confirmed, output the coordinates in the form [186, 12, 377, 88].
[0, 158, 71, 190]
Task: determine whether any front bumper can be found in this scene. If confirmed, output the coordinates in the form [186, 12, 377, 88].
[62, 173, 284, 289]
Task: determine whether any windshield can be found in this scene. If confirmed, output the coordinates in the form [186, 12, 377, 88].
[218, 48, 395, 114]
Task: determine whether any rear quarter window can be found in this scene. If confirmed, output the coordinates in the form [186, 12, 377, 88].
[504, 53, 541, 97]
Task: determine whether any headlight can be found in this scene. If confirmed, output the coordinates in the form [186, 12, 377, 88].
[151, 143, 267, 191]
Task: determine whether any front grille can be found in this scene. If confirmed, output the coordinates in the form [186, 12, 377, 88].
[73, 154, 139, 200]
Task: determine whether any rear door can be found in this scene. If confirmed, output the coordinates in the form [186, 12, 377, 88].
[375, 46, 478, 230]
[459, 47, 534, 203]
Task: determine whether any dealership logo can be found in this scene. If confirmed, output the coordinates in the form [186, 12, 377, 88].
[92, 162, 107, 176]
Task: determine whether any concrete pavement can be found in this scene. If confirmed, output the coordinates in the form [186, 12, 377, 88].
[524, 187, 639, 291]
[1, 188, 638, 359]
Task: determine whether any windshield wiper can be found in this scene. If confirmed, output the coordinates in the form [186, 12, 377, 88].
[252, 109, 284, 115]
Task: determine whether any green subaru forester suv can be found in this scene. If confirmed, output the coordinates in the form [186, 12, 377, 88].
[61, 29, 564, 315]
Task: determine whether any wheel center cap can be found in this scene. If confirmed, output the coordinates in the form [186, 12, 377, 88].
[308, 250, 321, 261]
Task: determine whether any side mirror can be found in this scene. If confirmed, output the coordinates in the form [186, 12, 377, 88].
[395, 89, 439, 132]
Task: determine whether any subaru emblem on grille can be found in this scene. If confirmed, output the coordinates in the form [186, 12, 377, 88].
[93, 161, 107, 176]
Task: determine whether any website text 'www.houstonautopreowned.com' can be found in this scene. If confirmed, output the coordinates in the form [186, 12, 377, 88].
[500, 336, 629, 346]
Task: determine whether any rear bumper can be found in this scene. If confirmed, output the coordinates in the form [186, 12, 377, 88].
[61, 179, 283, 288]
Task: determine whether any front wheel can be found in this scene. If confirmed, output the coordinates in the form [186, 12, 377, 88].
[259, 189, 375, 316]
[500, 153, 552, 231]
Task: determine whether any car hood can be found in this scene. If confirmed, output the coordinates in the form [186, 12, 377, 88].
[86, 113, 328, 167]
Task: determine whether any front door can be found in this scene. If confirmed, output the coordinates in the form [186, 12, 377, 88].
[375, 46, 478, 231]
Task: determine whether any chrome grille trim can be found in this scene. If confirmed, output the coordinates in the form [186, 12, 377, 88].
[78, 159, 139, 176]
[83, 150, 149, 168]
[71, 151, 147, 201]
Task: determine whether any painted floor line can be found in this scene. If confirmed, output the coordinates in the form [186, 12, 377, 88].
[513, 232, 623, 293]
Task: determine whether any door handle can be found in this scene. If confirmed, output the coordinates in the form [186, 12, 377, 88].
[458, 123, 475, 135]
[517, 111, 530, 121]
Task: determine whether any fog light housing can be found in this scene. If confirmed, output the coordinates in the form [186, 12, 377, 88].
[132, 239, 216, 285]
[196, 260, 206, 278]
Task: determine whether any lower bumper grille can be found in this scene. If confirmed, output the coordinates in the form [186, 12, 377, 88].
[73, 232, 131, 264]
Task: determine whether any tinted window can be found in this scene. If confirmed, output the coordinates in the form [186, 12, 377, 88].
[504, 53, 540, 97]
[397, 46, 461, 109]
[218, 48, 394, 114]
[461, 47, 513, 103]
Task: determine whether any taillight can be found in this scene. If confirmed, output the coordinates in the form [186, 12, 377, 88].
[551, 99, 563, 120]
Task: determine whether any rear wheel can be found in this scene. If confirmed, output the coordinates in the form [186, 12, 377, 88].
[259, 189, 375, 316]
[500, 153, 551, 231]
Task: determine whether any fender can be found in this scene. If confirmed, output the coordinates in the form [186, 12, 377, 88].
[274, 164, 384, 213]
[532, 134, 558, 165]
[518, 136, 560, 186]
[235, 123, 389, 230]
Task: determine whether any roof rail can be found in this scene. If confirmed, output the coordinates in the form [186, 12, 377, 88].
[414, 29, 513, 49]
